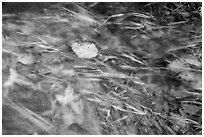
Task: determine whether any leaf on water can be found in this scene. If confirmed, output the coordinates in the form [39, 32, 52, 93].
[182, 103, 201, 115]
[168, 55, 201, 74]
[170, 113, 187, 128]
[56, 86, 85, 126]
[179, 71, 201, 82]
[17, 53, 35, 65]
[56, 85, 78, 106]
[168, 59, 189, 72]
[71, 41, 98, 59]
[179, 70, 201, 90]
[181, 56, 201, 68]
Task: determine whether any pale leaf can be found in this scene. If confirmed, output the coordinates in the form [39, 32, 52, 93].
[71, 41, 98, 59]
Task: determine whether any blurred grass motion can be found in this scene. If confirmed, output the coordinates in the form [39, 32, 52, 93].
[2, 2, 202, 135]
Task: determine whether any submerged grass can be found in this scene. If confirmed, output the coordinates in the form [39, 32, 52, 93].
[2, 2, 202, 135]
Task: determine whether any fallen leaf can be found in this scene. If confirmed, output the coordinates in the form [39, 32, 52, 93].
[17, 53, 35, 65]
[56, 85, 78, 106]
[71, 41, 98, 59]
[182, 103, 201, 115]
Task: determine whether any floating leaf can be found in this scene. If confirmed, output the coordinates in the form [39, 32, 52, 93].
[56, 85, 78, 106]
[182, 103, 201, 115]
[180, 56, 201, 68]
[168, 55, 201, 73]
[71, 41, 98, 59]
[179, 71, 201, 81]
[168, 59, 189, 72]
[17, 53, 35, 65]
